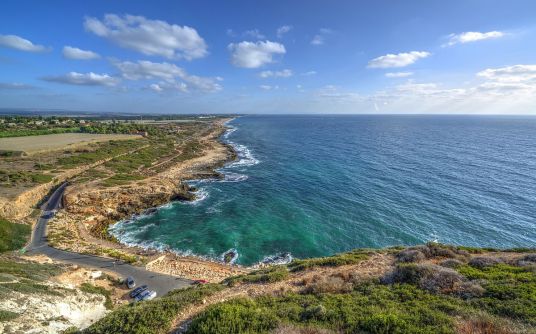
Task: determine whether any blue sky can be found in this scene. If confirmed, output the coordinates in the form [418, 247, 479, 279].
[1, 0, 536, 114]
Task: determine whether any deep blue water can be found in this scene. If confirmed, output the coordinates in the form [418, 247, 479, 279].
[110, 115, 536, 265]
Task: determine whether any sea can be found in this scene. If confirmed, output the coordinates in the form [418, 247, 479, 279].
[109, 115, 536, 266]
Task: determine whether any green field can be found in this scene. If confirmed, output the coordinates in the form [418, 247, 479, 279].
[0, 218, 30, 253]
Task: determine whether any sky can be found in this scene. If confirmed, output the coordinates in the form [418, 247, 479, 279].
[1, 0, 536, 114]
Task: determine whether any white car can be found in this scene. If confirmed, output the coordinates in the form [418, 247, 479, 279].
[136, 290, 157, 301]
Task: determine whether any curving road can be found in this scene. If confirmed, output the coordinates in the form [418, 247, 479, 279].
[27, 183, 192, 296]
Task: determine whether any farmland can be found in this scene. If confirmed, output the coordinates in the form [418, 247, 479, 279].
[0, 133, 142, 156]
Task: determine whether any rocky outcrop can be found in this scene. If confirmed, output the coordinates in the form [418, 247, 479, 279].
[0, 145, 149, 222]
[0, 281, 108, 334]
[63, 179, 195, 235]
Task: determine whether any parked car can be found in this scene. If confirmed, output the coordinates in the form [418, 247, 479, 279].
[126, 276, 136, 289]
[193, 279, 208, 285]
[129, 285, 148, 298]
[135, 290, 157, 302]
[41, 211, 55, 219]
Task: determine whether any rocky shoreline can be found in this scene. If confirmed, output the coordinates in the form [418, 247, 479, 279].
[47, 118, 250, 282]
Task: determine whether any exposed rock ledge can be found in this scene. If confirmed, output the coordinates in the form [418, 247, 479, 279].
[49, 119, 248, 280]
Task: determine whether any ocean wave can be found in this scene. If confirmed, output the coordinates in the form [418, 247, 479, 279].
[256, 252, 293, 267]
[109, 221, 156, 243]
[226, 142, 260, 168]
[223, 126, 237, 139]
[180, 187, 209, 205]
[222, 172, 249, 182]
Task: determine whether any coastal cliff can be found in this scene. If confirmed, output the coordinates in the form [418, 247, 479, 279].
[47, 118, 247, 281]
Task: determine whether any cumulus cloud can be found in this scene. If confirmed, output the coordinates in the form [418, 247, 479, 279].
[228, 41, 286, 68]
[312, 64, 536, 114]
[443, 31, 504, 47]
[112, 59, 222, 92]
[0, 34, 49, 52]
[42, 72, 119, 86]
[310, 28, 332, 46]
[476, 65, 536, 83]
[259, 69, 293, 78]
[367, 51, 431, 68]
[276, 25, 292, 38]
[147, 81, 188, 93]
[243, 29, 265, 39]
[385, 72, 413, 78]
[84, 14, 207, 60]
[62, 46, 100, 60]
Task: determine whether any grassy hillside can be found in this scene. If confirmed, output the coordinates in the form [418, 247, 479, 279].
[0, 218, 30, 252]
[83, 244, 536, 334]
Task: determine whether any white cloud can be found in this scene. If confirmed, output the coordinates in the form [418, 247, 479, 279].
[476, 65, 536, 83]
[243, 29, 265, 39]
[147, 81, 188, 93]
[260, 85, 279, 90]
[62, 46, 100, 60]
[84, 14, 207, 60]
[259, 69, 293, 78]
[385, 72, 413, 78]
[443, 31, 504, 47]
[367, 51, 431, 68]
[301, 71, 317, 76]
[276, 25, 292, 38]
[228, 41, 286, 68]
[310, 28, 332, 46]
[311, 64, 536, 114]
[42, 72, 119, 86]
[112, 59, 222, 92]
[0, 82, 35, 90]
[149, 83, 164, 92]
[0, 34, 49, 52]
[310, 35, 324, 46]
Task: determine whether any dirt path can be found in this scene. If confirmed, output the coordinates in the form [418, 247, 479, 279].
[170, 253, 395, 333]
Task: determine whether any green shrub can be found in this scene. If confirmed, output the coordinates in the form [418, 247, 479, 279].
[0, 218, 31, 252]
[225, 266, 289, 286]
[0, 310, 19, 322]
[188, 298, 279, 334]
[456, 264, 536, 325]
[187, 284, 465, 334]
[0, 258, 62, 281]
[288, 249, 371, 272]
[80, 283, 113, 309]
[84, 284, 224, 334]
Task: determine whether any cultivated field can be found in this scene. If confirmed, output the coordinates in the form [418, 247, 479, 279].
[0, 133, 143, 155]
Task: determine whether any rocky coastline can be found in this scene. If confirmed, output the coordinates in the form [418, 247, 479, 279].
[47, 118, 250, 282]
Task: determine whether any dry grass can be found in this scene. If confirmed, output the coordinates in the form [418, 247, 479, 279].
[456, 317, 516, 334]
[272, 324, 339, 334]
[0, 133, 142, 155]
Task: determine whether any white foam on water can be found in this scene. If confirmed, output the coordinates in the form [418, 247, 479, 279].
[223, 126, 237, 139]
[226, 142, 260, 168]
[222, 171, 249, 182]
[109, 221, 157, 245]
[179, 187, 209, 205]
[220, 248, 239, 264]
[255, 252, 293, 267]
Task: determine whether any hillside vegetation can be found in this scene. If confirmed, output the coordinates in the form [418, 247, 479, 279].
[0, 218, 30, 252]
[83, 244, 536, 334]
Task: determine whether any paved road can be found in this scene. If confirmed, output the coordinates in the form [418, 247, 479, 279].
[27, 183, 192, 296]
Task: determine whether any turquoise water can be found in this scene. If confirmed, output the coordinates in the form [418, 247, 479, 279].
[110, 115, 536, 265]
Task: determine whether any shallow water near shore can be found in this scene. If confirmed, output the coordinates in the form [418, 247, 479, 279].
[110, 115, 536, 266]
